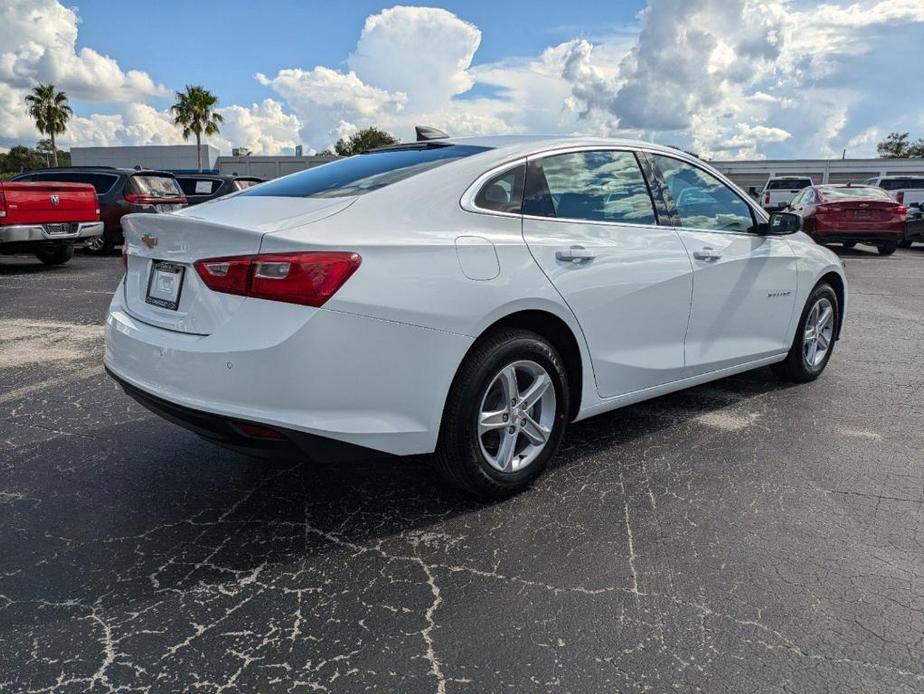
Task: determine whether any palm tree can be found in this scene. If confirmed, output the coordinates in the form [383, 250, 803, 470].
[170, 85, 224, 172]
[25, 84, 72, 167]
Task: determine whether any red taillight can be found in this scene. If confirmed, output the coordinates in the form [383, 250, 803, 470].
[764, 191, 770, 204]
[0, 191, 5, 218]
[194, 251, 361, 307]
[895, 191, 904, 204]
[898, 205, 908, 216]
[815, 204, 833, 215]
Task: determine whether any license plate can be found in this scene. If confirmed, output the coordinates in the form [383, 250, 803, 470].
[852, 210, 873, 220]
[44, 223, 72, 235]
[156, 203, 180, 213]
[145, 261, 185, 311]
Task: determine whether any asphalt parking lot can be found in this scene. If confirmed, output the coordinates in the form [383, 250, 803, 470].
[1, 247, 923, 692]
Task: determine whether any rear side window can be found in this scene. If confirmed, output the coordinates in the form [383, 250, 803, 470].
[27, 172, 117, 194]
[526, 150, 657, 225]
[241, 145, 489, 199]
[766, 178, 812, 190]
[131, 175, 182, 198]
[474, 165, 525, 213]
[177, 177, 221, 196]
[653, 155, 754, 233]
[880, 178, 924, 191]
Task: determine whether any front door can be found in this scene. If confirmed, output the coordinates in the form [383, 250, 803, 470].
[521, 149, 694, 398]
[648, 154, 798, 375]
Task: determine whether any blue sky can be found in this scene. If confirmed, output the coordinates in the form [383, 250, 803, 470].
[2, 0, 923, 159]
[72, 1, 645, 110]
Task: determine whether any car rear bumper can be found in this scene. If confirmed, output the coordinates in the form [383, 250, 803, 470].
[0, 221, 104, 244]
[104, 284, 473, 457]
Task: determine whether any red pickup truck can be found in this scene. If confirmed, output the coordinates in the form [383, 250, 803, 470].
[0, 181, 103, 265]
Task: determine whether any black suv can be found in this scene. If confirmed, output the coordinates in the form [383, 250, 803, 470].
[11, 167, 187, 254]
[174, 174, 263, 206]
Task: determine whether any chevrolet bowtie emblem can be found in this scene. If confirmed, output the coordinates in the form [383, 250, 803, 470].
[141, 234, 158, 248]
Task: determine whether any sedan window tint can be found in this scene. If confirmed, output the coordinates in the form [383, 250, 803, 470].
[474, 165, 525, 213]
[653, 155, 754, 233]
[241, 144, 489, 199]
[533, 151, 656, 225]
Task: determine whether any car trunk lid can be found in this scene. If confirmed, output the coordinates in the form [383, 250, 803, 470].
[120, 196, 356, 334]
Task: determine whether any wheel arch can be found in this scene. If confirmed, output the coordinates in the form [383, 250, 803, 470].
[452, 308, 588, 422]
[817, 270, 846, 339]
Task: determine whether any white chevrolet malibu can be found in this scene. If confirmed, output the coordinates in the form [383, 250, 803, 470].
[105, 135, 847, 497]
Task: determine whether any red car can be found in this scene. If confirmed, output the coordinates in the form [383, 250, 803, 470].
[787, 184, 907, 255]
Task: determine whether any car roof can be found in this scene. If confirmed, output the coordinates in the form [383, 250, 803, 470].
[23, 166, 174, 176]
[422, 135, 696, 161]
[877, 175, 924, 180]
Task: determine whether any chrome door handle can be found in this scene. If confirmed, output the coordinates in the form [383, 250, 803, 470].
[693, 247, 722, 261]
[555, 246, 596, 264]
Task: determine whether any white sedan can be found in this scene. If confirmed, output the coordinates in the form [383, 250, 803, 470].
[105, 135, 847, 497]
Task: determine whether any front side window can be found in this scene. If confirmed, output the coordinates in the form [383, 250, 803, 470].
[652, 155, 755, 233]
[241, 144, 489, 199]
[527, 150, 656, 225]
[474, 165, 525, 213]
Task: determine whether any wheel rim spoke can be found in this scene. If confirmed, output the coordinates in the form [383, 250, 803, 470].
[520, 413, 549, 446]
[802, 297, 834, 368]
[478, 360, 557, 474]
[519, 373, 550, 410]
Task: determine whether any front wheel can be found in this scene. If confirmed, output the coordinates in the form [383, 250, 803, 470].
[436, 329, 569, 498]
[772, 283, 838, 383]
[35, 244, 74, 266]
[878, 242, 898, 256]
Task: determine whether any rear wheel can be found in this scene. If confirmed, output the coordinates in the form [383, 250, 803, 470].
[436, 329, 569, 498]
[35, 244, 74, 266]
[878, 242, 897, 256]
[772, 283, 838, 383]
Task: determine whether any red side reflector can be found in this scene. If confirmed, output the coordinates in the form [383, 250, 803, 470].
[194, 251, 361, 307]
[235, 422, 285, 439]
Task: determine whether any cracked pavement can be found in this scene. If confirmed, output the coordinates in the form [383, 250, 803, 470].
[1, 247, 923, 692]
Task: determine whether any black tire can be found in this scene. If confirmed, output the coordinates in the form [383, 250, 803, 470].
[898, 240, 912, 249]
[772, 282, 838, 383]
[85, 229, 115, 255]
[35, 244, 74, 266]
[878, 242, 898, 256]
[435, 329, 569, 498]
[842, 242, 856, 248]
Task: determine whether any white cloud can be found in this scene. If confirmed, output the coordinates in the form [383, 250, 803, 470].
[348, 6, 481, 110]
[0, 0, 168, 102]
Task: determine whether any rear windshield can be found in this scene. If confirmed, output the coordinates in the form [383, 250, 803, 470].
[22, 171, 118, 194]
[176, 177, 221, 196]
[241, 145, 489, 199]
[233, 178, 261, 191]
[131, 174, 183, 198]
[819, 186, 892, 201]
[766, 178, 812, 190]
[879, 178, 924, 191]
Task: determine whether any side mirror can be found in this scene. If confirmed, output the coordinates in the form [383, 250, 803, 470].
[763, 211, 801, 235]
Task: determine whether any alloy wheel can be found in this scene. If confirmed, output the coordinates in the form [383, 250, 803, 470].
[477, 360, 556, 473]
[803, 297, 834, 368]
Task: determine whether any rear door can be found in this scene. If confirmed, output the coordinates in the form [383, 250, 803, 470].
[649, 154, 797, 374]
[521, 149, 693, 398]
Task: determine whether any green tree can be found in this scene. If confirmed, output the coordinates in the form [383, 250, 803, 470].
[877, 132, 924, 158]
[334, 127, 398, 156]
[170, 85, 224, 172]
[1, 145, 46, 174]
[36, 138, 70, 167]
[24, 84, 72, 167]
